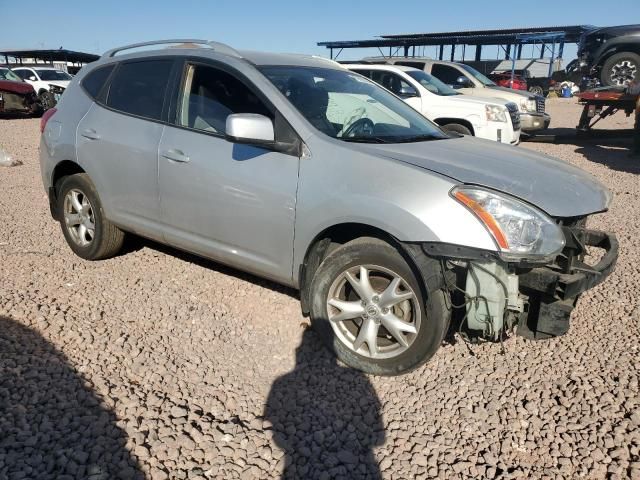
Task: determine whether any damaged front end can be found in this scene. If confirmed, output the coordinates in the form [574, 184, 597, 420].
[424, 217, 618, 342]
[0, 88, 40, 116]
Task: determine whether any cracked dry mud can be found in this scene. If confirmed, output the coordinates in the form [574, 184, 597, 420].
[0, 98, 638, 479]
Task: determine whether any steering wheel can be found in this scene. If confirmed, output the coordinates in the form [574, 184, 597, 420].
[342, 117, 375, 138]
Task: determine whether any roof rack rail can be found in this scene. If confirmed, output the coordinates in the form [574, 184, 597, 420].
[102, 39, 242, 58]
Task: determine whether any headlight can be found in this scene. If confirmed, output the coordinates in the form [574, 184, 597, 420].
[485, 105, 507, 122]
[519, 98, 537, 112]
[452, 186, 565, 261]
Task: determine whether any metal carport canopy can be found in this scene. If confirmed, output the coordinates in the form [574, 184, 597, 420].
[318, 25, 595, 59]
[0, 48, 99, 64]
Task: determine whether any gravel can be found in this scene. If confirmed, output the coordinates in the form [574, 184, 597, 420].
[0, 98, 638, 479]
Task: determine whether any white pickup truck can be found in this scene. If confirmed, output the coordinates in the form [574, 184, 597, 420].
[346, 64, 521, 144]
[373, 58, 551, 133]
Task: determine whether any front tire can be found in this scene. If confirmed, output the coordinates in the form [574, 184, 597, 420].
[601, 52, 639, 87]
[528, 85, 544, 96]
[309, 237, 448, 376]
[38, 91, 55, 111]
[441, 123, 472, 136]
[56, 173, 124, 260]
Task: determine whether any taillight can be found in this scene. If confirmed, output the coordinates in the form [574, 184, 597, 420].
[40, 108, 57, 134]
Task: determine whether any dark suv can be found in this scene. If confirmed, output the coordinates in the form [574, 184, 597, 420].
[577, 24, 640, 87]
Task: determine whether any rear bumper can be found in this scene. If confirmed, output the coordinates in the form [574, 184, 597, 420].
[517, 229, 618, 339]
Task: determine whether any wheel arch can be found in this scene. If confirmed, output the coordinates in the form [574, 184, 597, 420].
[594, 43, 640, 68]
[433, 118, 475, 135]
[297, 222, 427, 317]
[48, 160, 86, 219]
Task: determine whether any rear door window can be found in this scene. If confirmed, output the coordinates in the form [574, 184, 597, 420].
[395, 61, 426, 69]
[350, 69, 373, 79]
[430, 64, 464, 85]
[106, 60, 173, 120]
[13, 69, 32, 80]
[369, 71, 416, 97]
[82, 65, 115, 100]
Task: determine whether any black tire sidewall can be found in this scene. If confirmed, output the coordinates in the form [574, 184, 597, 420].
[442, 123, 472, 136]
[309, 239, 447, 376]
[38, 91, 54, 111]
[56, 174, 107, 260]
[529, 86, 544, 96]
[601, 52, 640, 87]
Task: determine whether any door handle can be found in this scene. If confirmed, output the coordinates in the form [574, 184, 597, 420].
[161, 149, 190, 163]
[81, 128, 100, 140]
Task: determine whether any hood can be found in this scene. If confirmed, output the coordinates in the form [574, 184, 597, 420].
[0, 79, 35, 95]
[358, 136, 610, 217]
[485, 85, 535, 99]
[447, 94, 511, 108]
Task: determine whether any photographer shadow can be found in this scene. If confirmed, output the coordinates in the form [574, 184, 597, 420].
[0, 315, 143, 479]
[265, 328, 385, 479]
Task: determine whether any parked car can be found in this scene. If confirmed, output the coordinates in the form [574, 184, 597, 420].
[487, 72, 528, 91]
[577, 24, 640, 87]
[368, 57, 551, 133]
[345, 64, 520, 144]
[12, 66, 72, 110]
[40, 40, 617, 375]
[0, 67, 41, 116]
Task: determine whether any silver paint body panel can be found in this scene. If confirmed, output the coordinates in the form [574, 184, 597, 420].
[40, 45, 611, 289]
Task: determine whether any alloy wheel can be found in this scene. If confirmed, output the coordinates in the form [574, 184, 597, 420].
[610, 60, 637, 86]
[63, 189, 95, 247]
[326, 264, 421, 359]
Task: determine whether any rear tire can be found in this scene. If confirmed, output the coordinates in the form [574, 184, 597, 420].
[441, 123, 472, 136]
[601, 52, 640, 87]
[309, 237, 448, 376]
[56, 173, 124, 260]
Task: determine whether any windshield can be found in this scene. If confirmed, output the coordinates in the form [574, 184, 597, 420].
[405, 70, 459, 96]
[260, 66, 447, 143]
[460, 64, 496, 87]
[35, 69, 72, 81]
[0, 68, 23, 82]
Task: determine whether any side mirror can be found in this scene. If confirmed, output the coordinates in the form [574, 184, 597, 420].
[28, 75, 37, 81]
[225, 113, 275, 146]
[398, 85, 419, 98]
[454, 76, 472, 88]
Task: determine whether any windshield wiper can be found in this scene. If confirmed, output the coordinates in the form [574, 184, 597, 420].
[391, 134, 446, 143]
[340, 136, 390, 144]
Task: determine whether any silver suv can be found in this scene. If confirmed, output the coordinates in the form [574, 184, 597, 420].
[40, 40, 618, 375]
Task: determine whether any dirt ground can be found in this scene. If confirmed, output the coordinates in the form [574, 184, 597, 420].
[0, 98, 638, 479]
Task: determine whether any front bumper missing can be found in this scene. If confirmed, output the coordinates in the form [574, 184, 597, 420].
[516, 228, 618, 339]
[420, 226, 618, 341]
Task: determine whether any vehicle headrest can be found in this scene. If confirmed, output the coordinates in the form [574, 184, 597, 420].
[285, 77, 328, 118]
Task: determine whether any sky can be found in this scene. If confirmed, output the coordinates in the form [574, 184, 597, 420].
[2, 0, 639, 63]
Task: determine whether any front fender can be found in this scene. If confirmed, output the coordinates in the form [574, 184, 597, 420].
[293, 189, 497, 284]
[593, 38, 640, 67]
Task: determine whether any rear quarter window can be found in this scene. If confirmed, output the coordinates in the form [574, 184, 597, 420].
[106, 60, 173, 121]
[81, 65, 115, 99]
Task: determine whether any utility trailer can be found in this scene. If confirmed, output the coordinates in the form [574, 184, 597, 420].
[576, 88, 638, 132]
